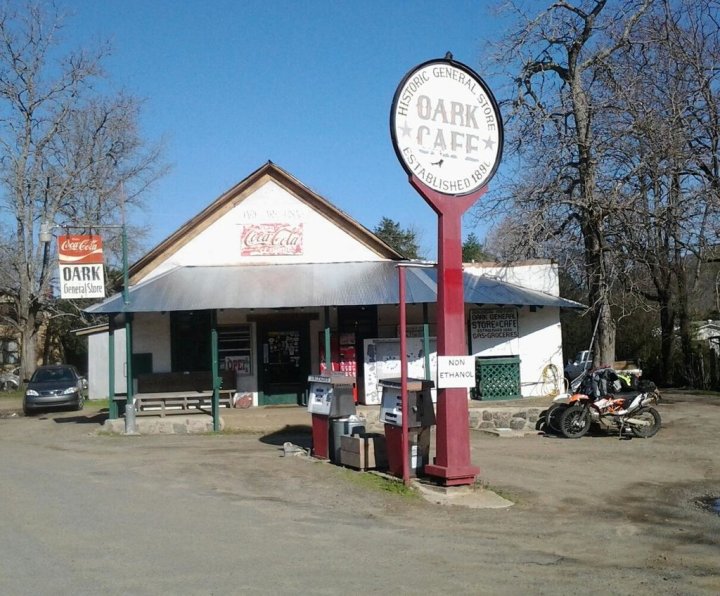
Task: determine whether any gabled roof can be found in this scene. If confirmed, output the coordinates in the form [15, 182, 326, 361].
[128, 161, 403, 283]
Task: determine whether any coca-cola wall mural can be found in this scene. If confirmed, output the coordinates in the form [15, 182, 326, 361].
[240, 223, 303, 256]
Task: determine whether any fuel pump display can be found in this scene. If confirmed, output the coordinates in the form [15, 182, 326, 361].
[307, 375, 357, 460]
[379, 378, 436, 477]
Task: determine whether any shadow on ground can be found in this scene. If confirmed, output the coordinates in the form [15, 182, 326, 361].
[52, 413, 108, 425]
[259, 424, 312, 449]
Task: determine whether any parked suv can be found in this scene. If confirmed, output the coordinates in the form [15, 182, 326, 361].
[23, 365, 86, 415]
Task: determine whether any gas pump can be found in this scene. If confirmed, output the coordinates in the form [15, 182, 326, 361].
[307, 374, 357, 460]
[379, 378, 436, 477]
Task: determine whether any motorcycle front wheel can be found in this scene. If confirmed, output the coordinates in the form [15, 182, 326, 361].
[559, 404, 591, 439]
[628, 406, 661, 438]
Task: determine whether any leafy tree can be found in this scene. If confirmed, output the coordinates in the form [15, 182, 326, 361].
[0, 3, 166, 377]
[373, 217, 422, 259]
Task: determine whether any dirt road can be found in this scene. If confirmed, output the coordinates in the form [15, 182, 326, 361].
[0, 392, 718, 595]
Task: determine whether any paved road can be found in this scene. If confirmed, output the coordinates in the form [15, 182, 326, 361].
[1, 394, 719, 595]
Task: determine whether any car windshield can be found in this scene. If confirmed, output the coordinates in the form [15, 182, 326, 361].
[31, 368, 75, 383]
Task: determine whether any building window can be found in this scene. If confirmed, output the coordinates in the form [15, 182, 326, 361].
[170, 311, 211, 372]
[0, 339, 19, 365]
[218, 326, 252, 376]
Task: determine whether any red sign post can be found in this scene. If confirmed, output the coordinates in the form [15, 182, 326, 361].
[391, 55, 503, 486]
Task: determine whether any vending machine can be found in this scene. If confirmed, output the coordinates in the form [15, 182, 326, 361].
[319, 333, 357, 377]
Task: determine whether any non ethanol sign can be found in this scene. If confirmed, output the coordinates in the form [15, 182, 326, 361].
[391, 56, 503, 196]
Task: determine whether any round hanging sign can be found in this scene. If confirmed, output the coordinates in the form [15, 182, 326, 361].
[390, 56, 503, 196]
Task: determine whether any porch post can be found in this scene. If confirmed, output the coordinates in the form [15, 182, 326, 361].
[422, 303, 431, 382]
[108, 315, 117, 419]
[211, 310, 220, 432]
[124, 313, 136, 434]
[323, 306, 331, 373]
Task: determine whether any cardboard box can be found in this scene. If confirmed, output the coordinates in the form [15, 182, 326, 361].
[340, 433, 387, 470]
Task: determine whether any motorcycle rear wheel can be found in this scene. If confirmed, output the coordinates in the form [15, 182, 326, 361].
[545, 403, 567, 435]
[628, 406, 661, 438]
[559, 404, 591, 439]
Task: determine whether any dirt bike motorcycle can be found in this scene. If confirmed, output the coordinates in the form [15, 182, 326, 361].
[558, 369, 661, 439]
[541, 370, 589, 434]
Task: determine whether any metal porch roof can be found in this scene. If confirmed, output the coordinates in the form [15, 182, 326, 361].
[84, 262, 584, 314]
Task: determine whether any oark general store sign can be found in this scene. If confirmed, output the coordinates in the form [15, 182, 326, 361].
[391, 57, 502, 195]
[58, 235, 105, 299]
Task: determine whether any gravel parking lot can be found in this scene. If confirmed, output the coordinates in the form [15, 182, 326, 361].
[0, 392, 718, 595]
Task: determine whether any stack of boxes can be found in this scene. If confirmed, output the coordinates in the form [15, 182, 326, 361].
[340, 433, 387, 470]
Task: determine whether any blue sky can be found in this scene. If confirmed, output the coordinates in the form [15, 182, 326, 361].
[64, 0, 511, 259]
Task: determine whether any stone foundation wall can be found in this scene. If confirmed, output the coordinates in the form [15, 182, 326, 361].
[468, 408, 543, 431]
[358, 406, 544, 433]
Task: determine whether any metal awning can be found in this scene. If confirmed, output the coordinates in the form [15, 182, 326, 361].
[84, 261, 585, 314]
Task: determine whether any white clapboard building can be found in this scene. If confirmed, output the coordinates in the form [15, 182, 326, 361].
[84, 162, 582, 406]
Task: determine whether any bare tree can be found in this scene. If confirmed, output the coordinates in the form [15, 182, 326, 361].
[604, 0, 720, 384]
[0, 3, 166, 377]
[476, 0, 652, 366]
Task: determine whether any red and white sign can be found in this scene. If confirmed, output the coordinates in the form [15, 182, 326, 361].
[58, 235, 104, 264]
[225, 355, 251, 375]
[57, 235, 105, 298]
[240, 223, 303, 256]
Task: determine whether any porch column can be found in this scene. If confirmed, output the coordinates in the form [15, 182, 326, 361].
[124, 313, 136, 434]
[108, 315, 117, 419]
[324, 306, 331, 373]
[211, 310, 220, 432]
[423, 303, 431, 382]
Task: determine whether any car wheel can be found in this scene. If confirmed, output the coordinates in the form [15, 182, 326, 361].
[76, 395, 84, 411]
[23, 405, 33, 416]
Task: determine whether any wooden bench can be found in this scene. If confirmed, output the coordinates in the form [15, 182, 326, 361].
[132, 371, 236, 417]
[134, 390, 234, 416]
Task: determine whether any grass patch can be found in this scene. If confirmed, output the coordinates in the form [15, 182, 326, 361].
[83, 398, 109, 409]
[341, 468, 420, 499]
[474, 478, 519, 503]
[0, 389, 22, 399]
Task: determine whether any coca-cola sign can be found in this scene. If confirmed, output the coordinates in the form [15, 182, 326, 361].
[240, 223, 303, 256]
[57, 234, 105, 298]
[58, 235, 104, 264]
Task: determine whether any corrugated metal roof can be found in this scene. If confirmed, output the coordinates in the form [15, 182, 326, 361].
[85, 262, 585, 314]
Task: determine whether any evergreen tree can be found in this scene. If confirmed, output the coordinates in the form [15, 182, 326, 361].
[373, 217, 421, 259]
[462, 233, 491, 262]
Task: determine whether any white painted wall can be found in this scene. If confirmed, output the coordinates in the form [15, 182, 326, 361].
[142, 180, 383, 282]
[467, 305, 563, 397]
[133, 313, 171, 372]
[464, 261, 560, 295]
[517, 307, 564, 397]
[87, 328, 126, 399]
[461, 261, 565, 397]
